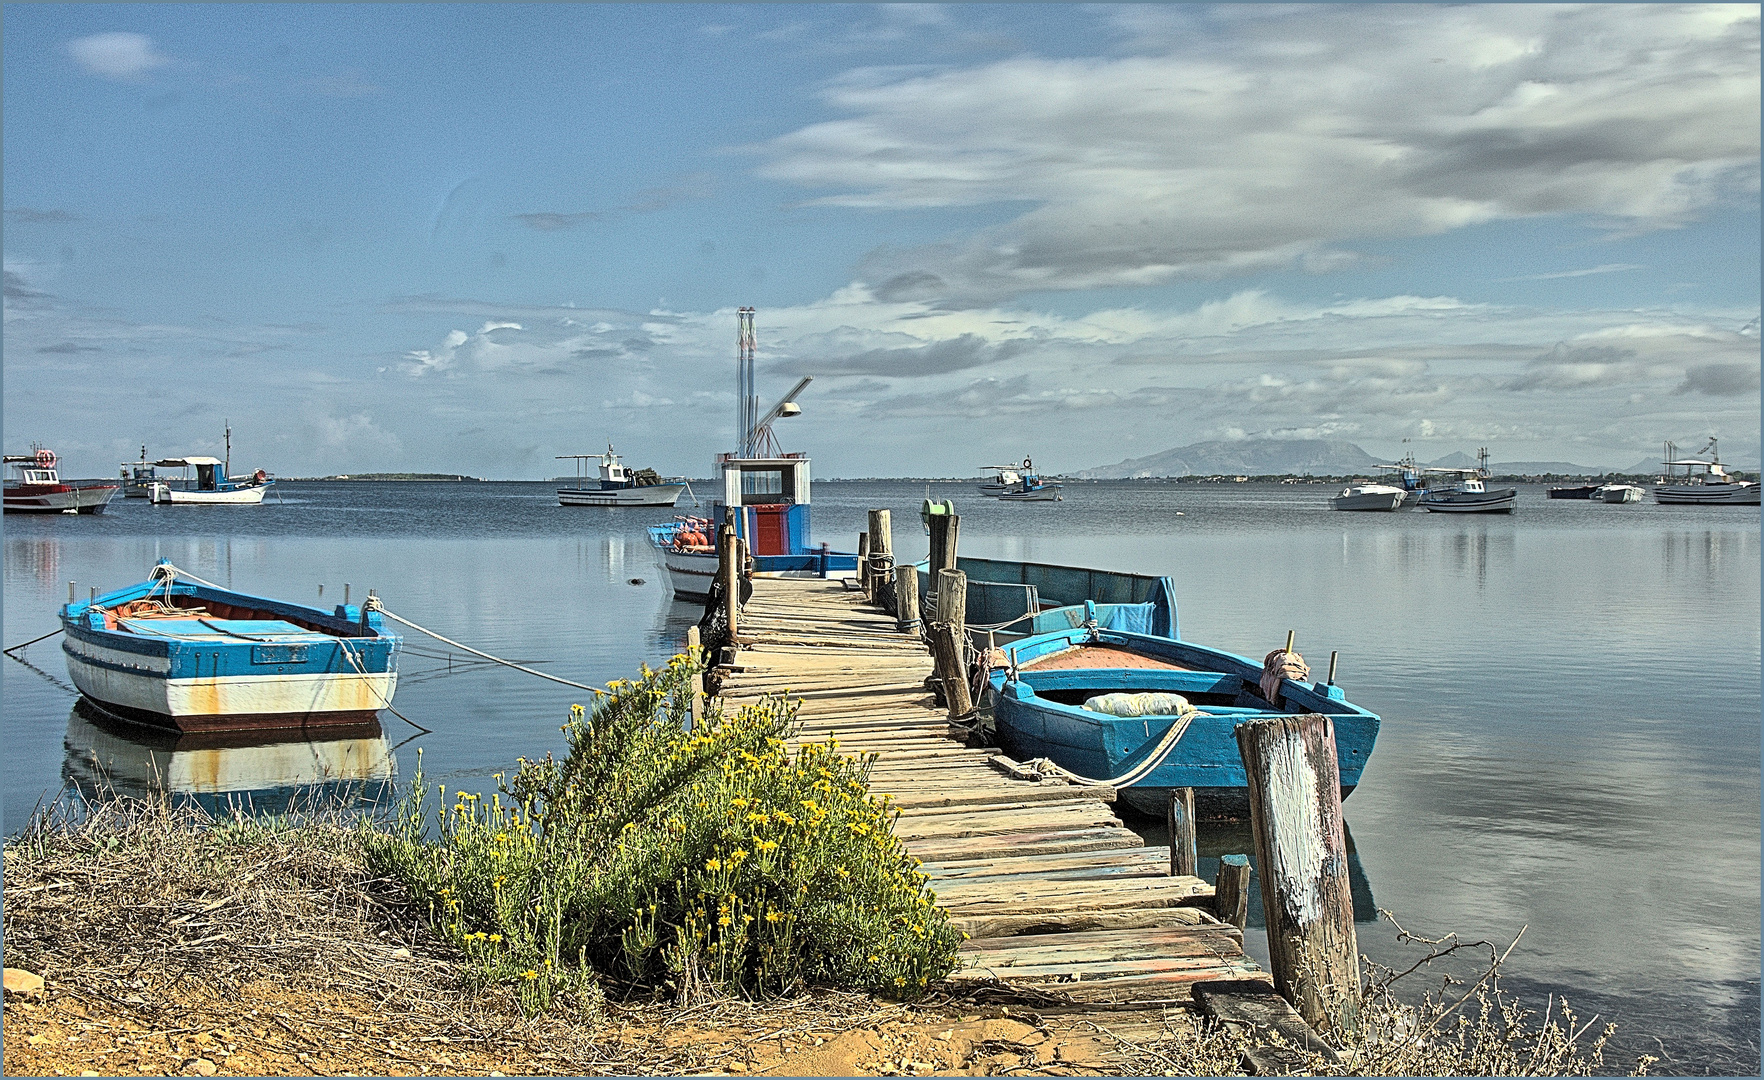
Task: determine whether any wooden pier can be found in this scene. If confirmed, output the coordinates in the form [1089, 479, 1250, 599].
[713, 577, 1269, 1013]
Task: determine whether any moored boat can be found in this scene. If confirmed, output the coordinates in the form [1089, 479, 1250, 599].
[1654, 439, 1760, 505]
[60, 561, 400, 733]
[978, 460, 1027, 497]
[1548, 484, 1600, 499]
[4, 446, 119, 514]
[147, 425, 275, 504]
[969, 569, 1379, 819]
[1329, 482, 1406, 511]
[556, 445, 687, 506]
[1419, 448, 1516, 513]
[647, 308, 858, 598]
[1592, 483, 1645, 503]
[120, 446, 161, 498]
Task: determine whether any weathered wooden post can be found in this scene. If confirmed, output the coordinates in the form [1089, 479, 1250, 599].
[856, 532, 871, 597]
[1213, 854, 1251, 931]
[926, 514, 949, 582]
[936, 568, 967, 631]
[894, 564, 921, 633]
[1234, 714, 1361, 1039]
[686, 625, 704, 729]
[1166, 787, 1196, 877]
[719, 528, 742, 648]
[868, 509, 892, 608]
[935, 513, 961, 577]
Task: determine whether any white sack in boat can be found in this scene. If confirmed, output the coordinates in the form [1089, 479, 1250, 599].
[1081, 692, 1196, 718]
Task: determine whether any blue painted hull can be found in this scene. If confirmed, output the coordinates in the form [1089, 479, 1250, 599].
[59, 568, 400, 733]
[987, 626, 1379, 819]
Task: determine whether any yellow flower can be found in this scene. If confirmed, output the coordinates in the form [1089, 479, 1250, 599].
[718, 915, 733, 927]
[755, 839, 778, 853]
[836, 866, 850, 879]
[765, 910, 783, 924]
[521, 969, 539, 980]
[705, 858, 722, 872]
[489, 934, 503, 943]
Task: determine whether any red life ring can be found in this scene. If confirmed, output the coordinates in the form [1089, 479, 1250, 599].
[254, 469, 267, 483]
[34, 448, 54, 467]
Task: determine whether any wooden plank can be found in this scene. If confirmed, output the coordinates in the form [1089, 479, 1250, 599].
[952, 905, 1232, 940]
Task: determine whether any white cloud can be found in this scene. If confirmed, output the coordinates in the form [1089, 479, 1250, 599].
[66, 32, 171, 81]
[758, 5, 1759, 305]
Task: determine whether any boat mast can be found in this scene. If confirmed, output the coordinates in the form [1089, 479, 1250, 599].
[737, 307, 757, 458]
[224, 421, 232, 476]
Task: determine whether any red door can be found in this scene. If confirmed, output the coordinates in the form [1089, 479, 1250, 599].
[753, 507, 788, 556]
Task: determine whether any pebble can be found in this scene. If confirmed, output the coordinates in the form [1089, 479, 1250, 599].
[391, 948, 411, 959]
[190, 1058, 218, 1076]
[3, 967, 45, 998]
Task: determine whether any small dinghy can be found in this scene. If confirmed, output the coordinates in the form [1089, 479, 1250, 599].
[986, 601, 1379, 819]
[60, 561, 400, 733]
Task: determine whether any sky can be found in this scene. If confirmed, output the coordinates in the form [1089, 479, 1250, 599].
[4, 3, 1759, 479]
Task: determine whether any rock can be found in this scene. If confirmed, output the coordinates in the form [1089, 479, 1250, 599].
[3, 968, 45, 997]
[190, 1058, 218, 1076]
[391, 948, 411, 959]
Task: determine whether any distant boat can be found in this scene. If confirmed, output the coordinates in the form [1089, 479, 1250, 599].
[979, 459, 1029, 496]
[1372, 453, 1428, 506]
[1419, 448, 1516, 513]
[556, 446, 688, 507]
[985, 458, 1063, 501]
[1592, 483, 1645, 503]
[4, 445, 119, 514]
[1548, 484, 1600, 500]
[148, 426, 274, 504]
[120, 445, 161, 498]
[646, 308, 858, 598]
[61, 561, 400, 733]
[1654, 439, 1760, 505]
[1329, 482, 1406, 511]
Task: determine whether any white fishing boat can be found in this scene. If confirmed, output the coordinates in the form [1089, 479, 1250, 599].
[1592, 483, 1645, 503]
[1654, 440, 1760, 505]
[979, 459, 1028, 496]
[4, 446, 120, 514]
[119, 446, 161, 498]
[1419, 449, 1517, 514]
[1330, 483, 1406, 511]
[556, 446, 687, 507]
[148, 426, 274, 505]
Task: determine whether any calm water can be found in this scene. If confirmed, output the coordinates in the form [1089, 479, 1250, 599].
[4, 480, 1757, 1073]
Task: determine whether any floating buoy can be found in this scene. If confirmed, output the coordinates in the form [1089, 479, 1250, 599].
[628, 578, 646, 586]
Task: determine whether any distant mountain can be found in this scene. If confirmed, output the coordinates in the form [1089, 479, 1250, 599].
[1074, 439, 1383, 479]
[1425, 452, 1478, 469]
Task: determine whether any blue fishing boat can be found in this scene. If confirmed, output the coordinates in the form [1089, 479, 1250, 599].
[648, 307, 858, 598]
[946, 556, 1378, 819]
[60, 562, 401, 734]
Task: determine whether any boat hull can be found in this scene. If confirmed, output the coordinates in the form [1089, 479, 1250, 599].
[997, 487, 1062, 502]
[1548, 485, 1599, 499]
[1330, 489, 1405, 511]
[4, 483, 119, 514]
[558, 483, 685, 507]
[1654, 482, 1760, 505]
[151, 483, 270, 504]
[1420, 489, 1517, 513]
[656, 546, 856, 599]
[1597, 485, 1644, 503]
[61, 576, 400, 733]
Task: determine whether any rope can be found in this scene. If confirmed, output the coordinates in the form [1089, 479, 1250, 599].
[336, 636, 432, 734]
[1021, 709, 1196, 788]
[374, 608, 608, 696]
[4, 627, 63, 656]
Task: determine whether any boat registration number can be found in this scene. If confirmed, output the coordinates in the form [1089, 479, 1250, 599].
[251, 644, 309, 664]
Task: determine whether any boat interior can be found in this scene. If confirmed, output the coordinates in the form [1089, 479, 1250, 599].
[87, 589, 371, 640]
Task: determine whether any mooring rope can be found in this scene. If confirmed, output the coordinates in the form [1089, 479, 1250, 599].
[372, 605, 608, 696]
[1021, 709, 1196, 789]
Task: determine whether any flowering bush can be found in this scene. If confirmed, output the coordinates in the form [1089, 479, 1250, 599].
[365, 652, 962, 1011]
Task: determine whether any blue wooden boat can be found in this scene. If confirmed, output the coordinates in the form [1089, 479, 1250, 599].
[60, 562, 401, 734]
[949, 557, 1378, 819]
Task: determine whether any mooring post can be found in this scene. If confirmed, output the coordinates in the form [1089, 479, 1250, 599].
[936, 513, 961, 577]
[936, 568, 967, 631]
[929, 622, 973, 719]
[894, 564, 921, 633]
[686, 625, 704, 729]
[1214, 854, 1251, 931]
[868, 509, 892, 608]
[719, 530, 742, 649]
[1167, 787, 1197, 877]
[857, 532, 871, 597]
[1234, 713, 1361, 1039]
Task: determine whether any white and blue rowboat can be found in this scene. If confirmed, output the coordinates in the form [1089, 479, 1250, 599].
[60, 562, 400, 734]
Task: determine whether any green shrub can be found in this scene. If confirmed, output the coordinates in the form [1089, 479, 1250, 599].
[364, 652, 963, 1011]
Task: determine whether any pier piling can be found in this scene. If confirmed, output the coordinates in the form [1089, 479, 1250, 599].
[1167, 787, 1197, 877]
[894, 564, 921, 633]
[1213, 854, 1251, 931]
[1235, 713, 1361, 1040]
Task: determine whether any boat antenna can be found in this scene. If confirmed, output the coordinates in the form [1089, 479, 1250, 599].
[224, 420, 232, 476]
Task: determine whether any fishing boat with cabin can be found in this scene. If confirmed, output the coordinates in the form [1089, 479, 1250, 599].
[4, 446, 120, 514]
[1655, 439, 1760, 505]
[1418, 448, 1516, 513]
[60, 562, 401, 733]
[147, 425, 275, 505]
[648, 307, 858, 599]
[556, 445, 688, 506]
[120, 446, 162, 498]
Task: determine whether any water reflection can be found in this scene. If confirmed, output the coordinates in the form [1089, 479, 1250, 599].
[1130, 815, 1379, 929]
[62, 700, 397, 815]
[5, 536, 62, 586]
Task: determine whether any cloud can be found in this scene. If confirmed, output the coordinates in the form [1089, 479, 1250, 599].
[758, 5, 1759, 304]
[6, 208, 79, 224]
[37, 342, 100, 354]
[306, 72, 384, 98]
[3, 270, 49, 300]
[1676, 362, 1762, 397]
[66, 32, 171, 81]
[1499, 264, 1646, 282]
[512, 211, 604, 231]
[798, 333, 1034, 377]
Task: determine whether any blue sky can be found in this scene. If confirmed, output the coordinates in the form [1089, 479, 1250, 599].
[5, 4, 1759, 478]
